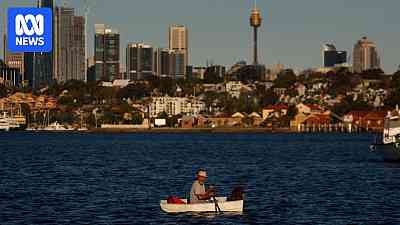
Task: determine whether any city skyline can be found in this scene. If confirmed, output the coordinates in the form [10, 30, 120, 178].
[1, 0, 400, 73]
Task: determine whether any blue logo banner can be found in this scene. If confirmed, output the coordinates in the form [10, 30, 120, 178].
[8, 7, 53, 53]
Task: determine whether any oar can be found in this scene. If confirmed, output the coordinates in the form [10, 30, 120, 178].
[212, 196, 222, 214]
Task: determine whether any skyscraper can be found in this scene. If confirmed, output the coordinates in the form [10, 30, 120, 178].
[353, 37, 381, 73]
[170, 50, 185, 79]
[322, 43, 347, 68]
[95, 24, 120, 81]
[2, 31, 5, 64]
[3, 33, 25, 84]
[168, 25, 188, 77]
[5, 52, 24, 83]
[154, 48, 186, 79]
[24, 0, 54, 89]
[54, 7, 85, 82]
[154, 48, 173, 78]
[72, 16, 85, 81]
[250, 0, 262, 65]
[126, 43, 154, 80]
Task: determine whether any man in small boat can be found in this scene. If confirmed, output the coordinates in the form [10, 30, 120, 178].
[190, 169, 216, 204]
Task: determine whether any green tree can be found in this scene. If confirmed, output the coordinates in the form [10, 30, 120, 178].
[116, 83, 150, 101]
[391, 70, 400, 89]
[158, 111, 168, 119]
[150, 77, 177, 96]
[203, 68, 224, 84]
[167, 116, 179, 128]
[327, 69, 355, 96]
[332, 95, 372, 116]
[0, 84, 8, 97]
[101, 110, 119, 124]
[287, 104, 298, 120]
[260, 89, 279, 106]
[274, 69, 297, 88]
[132, 112, 144, 125]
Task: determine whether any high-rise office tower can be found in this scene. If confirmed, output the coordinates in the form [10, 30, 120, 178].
[154, 48, 173, 78]
[170, 50, 185, 79]
[94, 24, 120, 81]
[5, 53, 25, 83]
[250, 0, 262, 65]
[322, 43, 347, 68]
[72, 16, 85, 81]
[2, 28, 5, 63]
[168, 25, 188, 77]
[24, 0, 54, 89]
[153, 48, 185, 79]
[3, 33, 25, 83]
[126, 43, 154, 80]
[353, 37, 380, 73]
[54, 7, 85, 82]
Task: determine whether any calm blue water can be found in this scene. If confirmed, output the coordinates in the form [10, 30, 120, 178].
[0, 132, 399, 225]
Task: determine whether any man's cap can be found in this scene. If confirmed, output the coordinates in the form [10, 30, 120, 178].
[197, 170, 208, 178]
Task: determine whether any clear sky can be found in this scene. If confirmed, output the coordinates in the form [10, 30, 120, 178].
[1, 0, 400, 73]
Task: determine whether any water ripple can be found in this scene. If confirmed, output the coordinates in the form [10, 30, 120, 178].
[0, 133, 399, 224]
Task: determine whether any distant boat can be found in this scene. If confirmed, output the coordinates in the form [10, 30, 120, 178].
[370, 108, 400, 162]
[0, 114, 10, 131]
[0, 112, 25, 131]
[42, 121, 75, 131]
[77, 127, 88, 131]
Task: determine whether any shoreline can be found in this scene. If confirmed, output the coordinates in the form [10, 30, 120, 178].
[86, 127, 377, 134]
[8, 127, 380, 134]
[90, 127, 293, 133]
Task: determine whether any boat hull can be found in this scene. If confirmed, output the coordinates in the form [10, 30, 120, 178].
[160, 197, 243, 213]
[371, 143, 400, 162]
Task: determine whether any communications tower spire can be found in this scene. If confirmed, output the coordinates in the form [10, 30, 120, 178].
[250, 0, 262, 65]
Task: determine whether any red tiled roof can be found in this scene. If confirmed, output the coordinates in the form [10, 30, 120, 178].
[364, 111, 386, 119]
[304, 114, 331, 124]
[306, 104, 323, 111]
[346, 111, 385, 119]
[264, 104, 289, 110]
[346, 111, 370, 118]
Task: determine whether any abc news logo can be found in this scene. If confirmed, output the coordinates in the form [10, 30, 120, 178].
[8, 8, 52, 53]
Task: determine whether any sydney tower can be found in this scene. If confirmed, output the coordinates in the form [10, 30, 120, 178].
[250, 1, 262, 65]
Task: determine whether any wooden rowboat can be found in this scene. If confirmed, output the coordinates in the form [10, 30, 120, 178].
[160, 197, 244, 213]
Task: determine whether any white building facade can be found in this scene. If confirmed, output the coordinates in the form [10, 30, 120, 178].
[150, 96, 205, 117]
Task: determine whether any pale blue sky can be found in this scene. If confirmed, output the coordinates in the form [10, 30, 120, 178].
[1, 0, 400, 73]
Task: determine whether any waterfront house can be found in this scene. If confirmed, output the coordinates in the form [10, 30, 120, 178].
[179, 116, 196, 129]
[262, 104, 289, 120]
[296, 103, 324, 115]
[197, 114, 242, 128]
[248, 112, 263, 127]
[232, 112, 246, 118]
[344, 111, 386, 132]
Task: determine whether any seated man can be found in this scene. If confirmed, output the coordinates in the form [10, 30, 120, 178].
[190, 169, 215, 204]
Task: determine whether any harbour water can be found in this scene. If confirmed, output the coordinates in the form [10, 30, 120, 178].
[0, 132, 399, 224]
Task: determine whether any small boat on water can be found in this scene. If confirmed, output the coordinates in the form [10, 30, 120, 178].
[42, 121, 75, 131]
[160, 197, 243, 213]
[0, 117, 10, 131]
[0, 112, 25, 131]
[370, 108, 400, 162]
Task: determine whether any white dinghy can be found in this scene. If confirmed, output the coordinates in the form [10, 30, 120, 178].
[160, 197, 244, 213]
